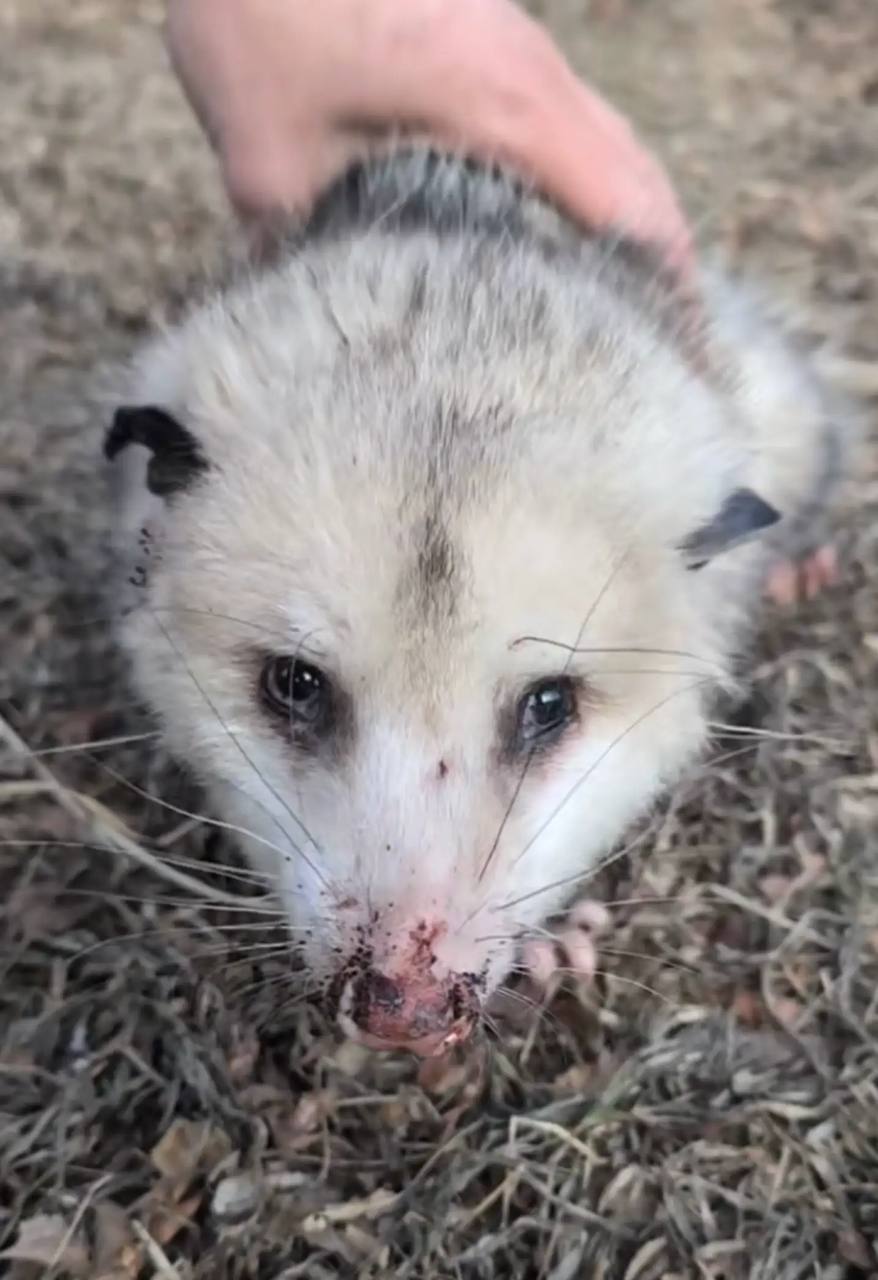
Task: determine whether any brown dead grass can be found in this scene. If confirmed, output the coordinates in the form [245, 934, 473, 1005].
[2, 1, 878, 1276]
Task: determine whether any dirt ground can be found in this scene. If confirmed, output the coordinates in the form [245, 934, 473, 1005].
[2, 1, 878, 1277]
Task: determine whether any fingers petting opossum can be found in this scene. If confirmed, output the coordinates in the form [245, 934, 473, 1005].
[104, 148, 855, 1056]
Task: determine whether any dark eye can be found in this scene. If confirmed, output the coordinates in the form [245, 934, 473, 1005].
[260, 655, 330, 728]
[517, 677, 577, 748]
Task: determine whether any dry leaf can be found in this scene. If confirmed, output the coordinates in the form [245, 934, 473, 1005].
[417, 1053, 466, 1095]
[623, 1236, 668, 1280]
[759, 873, 793, 905]
[838, 1229, 875, 1269]
[150, 1118, 231, 1188]
[227, 1024, 260, 1085]
[551, 1063, 595, 1096]
[290, 1088, 336, 1133]
[1, 1213, 90, 1277]
[379, 1097, 409, 1129]
[731, 990, 765, 1028]
[91, 1201, 136, 1273]
[237, 1083, 288, 1111]
[343, 1222, 384, 1259]
[769, 996, 805, 1029]
[301, 1187, 398, 1233]
[143, 1190, 203, 1248]
[265, 1100, 325, 1155]
[326, 1038, 370, 1077]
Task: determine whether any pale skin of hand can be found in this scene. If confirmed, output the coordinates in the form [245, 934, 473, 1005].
[166, 0, 694, 277]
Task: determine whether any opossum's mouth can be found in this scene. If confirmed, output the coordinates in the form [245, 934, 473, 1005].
[336, 1010, 476, 1059]
[329, 952, 483, 1057]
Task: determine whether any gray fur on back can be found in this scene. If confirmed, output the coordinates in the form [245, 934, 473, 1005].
[287, 147, 695, 360]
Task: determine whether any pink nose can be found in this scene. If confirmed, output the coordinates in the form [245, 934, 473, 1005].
[337, 967, 479, 1057]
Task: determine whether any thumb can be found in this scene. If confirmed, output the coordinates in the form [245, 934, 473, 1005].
[220, 125, 364, 223]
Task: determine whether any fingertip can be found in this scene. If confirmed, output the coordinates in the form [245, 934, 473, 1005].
[531, 81, 698, 282]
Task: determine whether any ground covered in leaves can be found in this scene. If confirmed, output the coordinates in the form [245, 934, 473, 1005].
[2, 2, 878, 1277]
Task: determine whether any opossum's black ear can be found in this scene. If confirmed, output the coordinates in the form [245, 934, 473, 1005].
[105, 406, 208, 498]
[680, 488, 780, 570]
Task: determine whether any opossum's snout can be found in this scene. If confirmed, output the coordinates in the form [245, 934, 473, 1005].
[329, 919, 483, 1056]
[334, 965, 480, 1057]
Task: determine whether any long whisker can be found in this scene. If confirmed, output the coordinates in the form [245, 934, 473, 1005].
[699, 742, 764, 771]
[156, 606, 333, 666]
[0, 838, 276, 889]
[507, 921, 701, 977]
[55, 887, 286, 915]
[477, 552, 630, 888]
[191, 937, 295, 960]
[149, 611, 329, 889]
[250, 988, 318, 1028]
[706, 720, 850, 748]
[511, 677, 711, 869]
[508, 961, 679, 1006]
[573, 667, 716, 679]
[64, 920, 300, 964]
[495, 819, 658, 914]
[489, 984, 568, 1038]
[0, 711, 245, 905]
[565, 968, 680, 1006]
[511, 637, 722, 672]
[476, 743, 537, 886]
[600, 894, 682, 909]
[25, 732, 162, 759]
[66, 605, 294, 639]
[84, 754, 296, 879]
[596, 945, 699, 975]
[196, 949, 304, 984]
[144, 852, 273, 887]
[285, 628, 325, 833]
[238, 971, 315, 1008]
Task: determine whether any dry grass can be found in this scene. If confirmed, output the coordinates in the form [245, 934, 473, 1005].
[2, 1, 878, 1276]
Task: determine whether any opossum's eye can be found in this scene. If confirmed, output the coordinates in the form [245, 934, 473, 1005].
[260, 656, 331, 729]
[516, 677, 577, 748]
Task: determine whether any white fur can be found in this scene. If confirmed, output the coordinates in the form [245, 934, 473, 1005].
[108, 183, 846, 1005]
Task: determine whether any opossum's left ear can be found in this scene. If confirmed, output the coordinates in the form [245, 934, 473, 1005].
[104, 406, 209, 499]
[680, 488, 780, 569]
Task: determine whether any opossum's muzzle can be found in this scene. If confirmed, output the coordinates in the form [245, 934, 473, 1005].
[333, 966, 481, 1057]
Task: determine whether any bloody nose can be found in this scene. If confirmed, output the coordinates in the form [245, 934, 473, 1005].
[339, 967, 479, 1057]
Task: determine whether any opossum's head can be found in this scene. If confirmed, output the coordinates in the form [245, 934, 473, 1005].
[107, 232, 778, 1055]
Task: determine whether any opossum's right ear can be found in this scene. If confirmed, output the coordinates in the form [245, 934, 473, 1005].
[104, 406, 209, 499]
[680, 488, 780, 569]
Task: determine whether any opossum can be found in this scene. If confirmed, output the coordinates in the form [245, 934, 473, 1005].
[104, 148, 851, 1057]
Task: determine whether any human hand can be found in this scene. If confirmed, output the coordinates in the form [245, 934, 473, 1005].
[167, 0, 693, 277]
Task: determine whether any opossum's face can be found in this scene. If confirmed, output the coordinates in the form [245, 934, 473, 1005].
[109, 246, 778, 1054]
